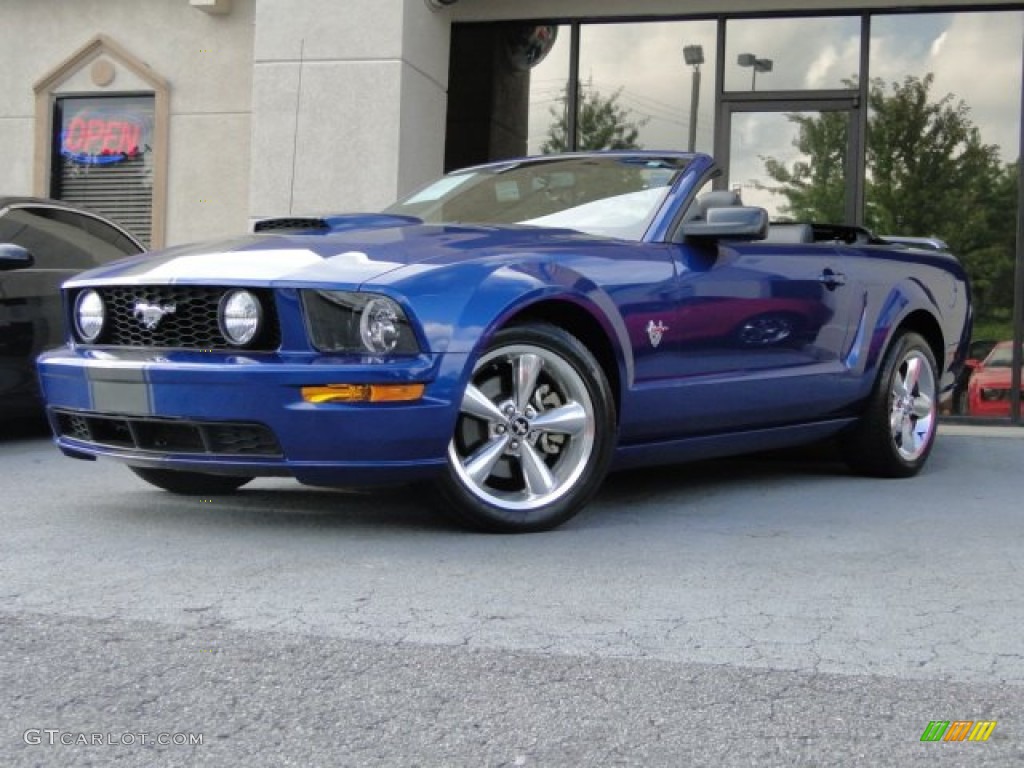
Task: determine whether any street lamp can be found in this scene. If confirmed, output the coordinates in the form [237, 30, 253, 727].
[737, 52, 773, 91]
[683, 44, 704, 153]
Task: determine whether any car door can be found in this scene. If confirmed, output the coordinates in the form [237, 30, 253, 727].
[653, 236, 862, 436]
[0, 203, 142, 416]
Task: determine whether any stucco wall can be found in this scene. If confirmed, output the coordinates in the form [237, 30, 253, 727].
[249, 0, 450, 221]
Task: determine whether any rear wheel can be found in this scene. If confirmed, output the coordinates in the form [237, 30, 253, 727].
[129, 467, 252, 495]
[436, 323, 616, 533]
[841, 331, 938, 477]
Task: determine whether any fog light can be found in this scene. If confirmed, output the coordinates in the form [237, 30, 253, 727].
[219, 290, 262, 346]
[75, 289, 106, 342]
[979, 388, 1007, 402]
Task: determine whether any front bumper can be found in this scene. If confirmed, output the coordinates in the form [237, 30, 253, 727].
[38, 346, 465, 486]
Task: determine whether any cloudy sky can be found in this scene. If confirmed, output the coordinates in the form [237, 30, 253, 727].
[527, 10, 1022, 218]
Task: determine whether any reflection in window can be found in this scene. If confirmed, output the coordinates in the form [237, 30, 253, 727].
[966, 341, 1023, 419]
[526, 26, 571, 155]
[447, 23, 566, 170]
[0, 207, 140, 270]
[731, 110, 851, 221]
[725, 17, 860, 92]
[869, 11, 1022, 417]
[575, 21, 717, 153]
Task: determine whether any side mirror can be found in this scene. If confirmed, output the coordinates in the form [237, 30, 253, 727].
[0, 243, 34, 270]
[679, 206, 769, 241]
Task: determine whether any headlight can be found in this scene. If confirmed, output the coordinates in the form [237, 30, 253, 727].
[979, 388, 1008, 402]
[74, 289, 105, 343]
[360, 297, 404, 354]
[302, 290, 419, 354]
[219, 289, 263, 346]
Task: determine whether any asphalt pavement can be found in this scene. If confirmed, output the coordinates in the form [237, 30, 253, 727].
[1, 418, 1022, 767]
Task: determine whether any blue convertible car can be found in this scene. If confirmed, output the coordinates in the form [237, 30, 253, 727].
[37, 152, 971, 531]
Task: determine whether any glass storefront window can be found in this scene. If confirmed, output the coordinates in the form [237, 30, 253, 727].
[526, 25, 571, 155]
[448, 11, 1023, 422]
[573, 21, 717, 153]
[725, 17, 860, 92]
[729, 109, 850, 219]
[869, 11, 1023, 418]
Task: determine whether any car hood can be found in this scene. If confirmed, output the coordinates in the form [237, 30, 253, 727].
[67, 215, 626, 288]
[972, 366, 1018, 388]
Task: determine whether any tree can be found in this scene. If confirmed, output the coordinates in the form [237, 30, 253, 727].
[760, 74, 1016, 330]
[759, 109, 848, 225]
[863, 74, 1002, 252]
[541, 82, 648, 153]
[958, 160, 1018, 331]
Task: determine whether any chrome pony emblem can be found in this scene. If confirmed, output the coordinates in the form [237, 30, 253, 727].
[646, 319, 668, 348]
[133, 300, 177, 330]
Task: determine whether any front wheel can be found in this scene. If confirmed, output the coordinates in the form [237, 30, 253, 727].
[129, 466, 253, 495]
[841, 331, 938, 477]
[435, 323, 616, 533]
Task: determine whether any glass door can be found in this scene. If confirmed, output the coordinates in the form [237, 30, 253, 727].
[717, 99, 862, 225]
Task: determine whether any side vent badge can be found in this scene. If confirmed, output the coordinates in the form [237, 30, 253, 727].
[646, 319, 668, 349]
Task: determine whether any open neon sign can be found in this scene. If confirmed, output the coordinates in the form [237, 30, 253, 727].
[61, 112, 146, 165]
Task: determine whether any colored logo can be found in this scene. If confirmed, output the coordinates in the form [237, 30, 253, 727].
[646, 319, 668, 348]
[920, 720, 997, 742]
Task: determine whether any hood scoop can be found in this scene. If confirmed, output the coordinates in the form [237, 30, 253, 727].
[253, 213, 422, 235]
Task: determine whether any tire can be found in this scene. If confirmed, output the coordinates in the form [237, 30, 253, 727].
[129, 466, 252, 495]
[435, 323, 616, 533]
[841, 331, 938, 478]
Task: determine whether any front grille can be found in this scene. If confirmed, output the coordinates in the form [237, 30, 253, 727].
[72, 286, 280, 350]
[54, 410, 282, 457]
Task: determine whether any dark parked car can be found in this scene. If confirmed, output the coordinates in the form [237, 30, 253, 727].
[37, 152, 971, 531]
[0, 198, 143, 420]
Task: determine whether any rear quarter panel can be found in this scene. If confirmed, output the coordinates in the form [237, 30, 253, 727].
[834, 243, 970, 397]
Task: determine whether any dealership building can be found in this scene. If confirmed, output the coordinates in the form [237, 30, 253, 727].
[1, 0, 1021, 421]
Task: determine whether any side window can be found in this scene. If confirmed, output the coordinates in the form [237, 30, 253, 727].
[0, 207, 141, 270]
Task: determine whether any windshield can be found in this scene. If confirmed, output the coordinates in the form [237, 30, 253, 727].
[983, 343, 1023, 368]
[385, 155, 689, 241]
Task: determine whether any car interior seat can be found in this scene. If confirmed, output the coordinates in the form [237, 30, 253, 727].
[762, 223, 814, 243]
[685, 189, 742, 222]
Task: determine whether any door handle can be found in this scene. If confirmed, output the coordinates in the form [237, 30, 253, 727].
[819, 268, 846, 290]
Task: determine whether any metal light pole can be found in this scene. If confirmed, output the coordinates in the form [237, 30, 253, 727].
[683, 45, 704, 153]
[737, 53, 773, 91]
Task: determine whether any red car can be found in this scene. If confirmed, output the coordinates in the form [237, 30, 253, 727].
[966, 341, 1023, 417]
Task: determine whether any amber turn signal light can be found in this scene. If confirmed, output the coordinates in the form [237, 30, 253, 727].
[301, 383, 425, 404]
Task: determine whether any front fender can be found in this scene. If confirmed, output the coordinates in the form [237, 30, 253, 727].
[455, 263, 633, 395]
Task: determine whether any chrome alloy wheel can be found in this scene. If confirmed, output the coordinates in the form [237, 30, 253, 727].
[449, 343, 596, 511]
[888, 348, 937, 462]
